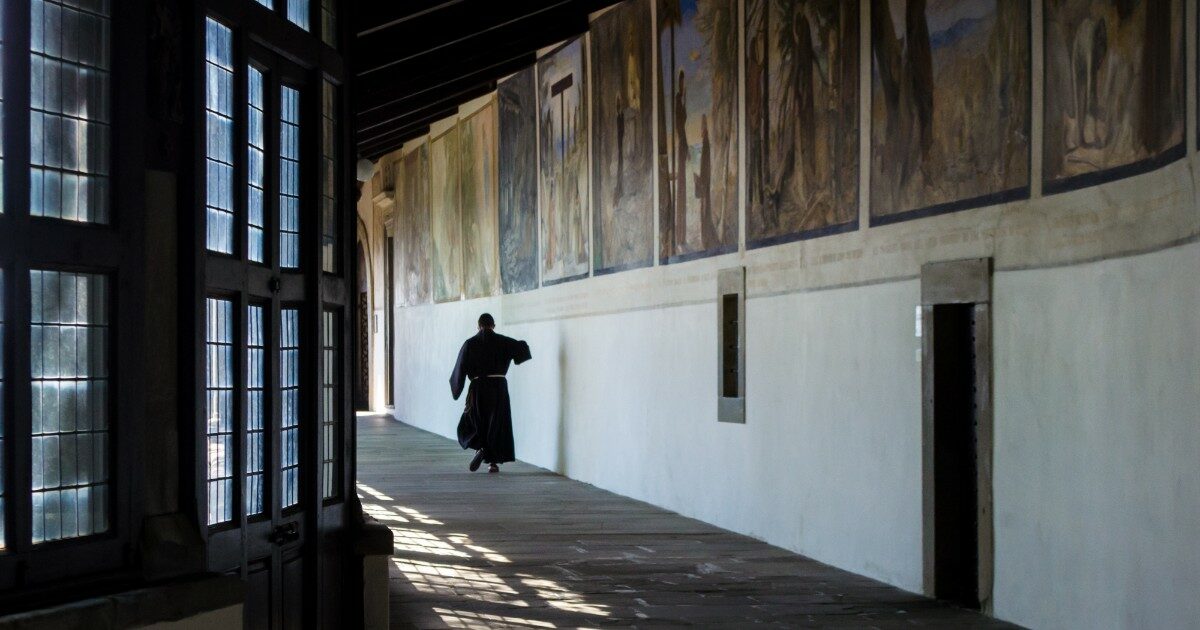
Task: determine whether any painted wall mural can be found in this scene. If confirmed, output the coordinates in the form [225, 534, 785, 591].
[592, 0, 655, 274]
[430, 125, 463, 303]
[379, 0, 1191, 304]
[746, 0, 859, 246]
[538, 37, 590, 285]
[461, 102, 501, 299]
[1043, 0, 1184, 192]
[497, 68, 539, 294]
[660, 0, 739, 261]
[398, 142, 431, 306]
[870, 0, 1030, 224]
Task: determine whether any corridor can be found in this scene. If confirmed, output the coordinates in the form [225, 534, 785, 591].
[356, 416, 1018, 629]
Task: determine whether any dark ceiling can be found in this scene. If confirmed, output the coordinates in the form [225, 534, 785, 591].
[352, 0, 624, 161]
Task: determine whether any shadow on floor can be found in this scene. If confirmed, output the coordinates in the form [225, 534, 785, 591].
[357, 417, 1021, 629]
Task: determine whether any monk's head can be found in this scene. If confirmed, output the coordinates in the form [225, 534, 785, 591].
[478, 313, 495, 331]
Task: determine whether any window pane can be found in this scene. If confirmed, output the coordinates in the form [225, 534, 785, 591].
[1, 271, 6, 549]
[1, 3, 6, 213]
[30, 270, 109, 543]
[321, 80, 337, 273]
[205, 297, 234, 526]
[320, 0, 336, 48]
[205, 18, 235, 254]
[280, 308, 300, 509]
[246, 303, 265, 516]
[279, 86, 301, 269]
[321, 309, 338, 499]
[255, 0, 272, 8]
[248, 66, 266, 263]
[287, 0, 309, 31]
[30, 0, 113, 224]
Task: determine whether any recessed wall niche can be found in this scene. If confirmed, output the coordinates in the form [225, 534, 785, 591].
[717, 266, 745, 423]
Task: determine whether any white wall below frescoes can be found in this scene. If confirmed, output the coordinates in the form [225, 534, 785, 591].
[392, 236, 1200, 630]
[990, 243, 1200, 630]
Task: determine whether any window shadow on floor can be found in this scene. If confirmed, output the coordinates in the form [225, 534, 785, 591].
[358, 482, 610, 629]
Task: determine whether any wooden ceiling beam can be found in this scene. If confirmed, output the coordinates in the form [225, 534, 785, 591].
[356, 81, 496, 145]
[351, 0, 624, 160]
[355, 55, 534, 133]
[353, 12, 590, 112]
[356, 50, 533, 118]
[356, 104, 463, 157]
[355, 0, 467, 37]
[355, 1, 572, 76]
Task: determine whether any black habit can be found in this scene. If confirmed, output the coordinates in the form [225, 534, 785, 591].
[450, 329, 532, 464]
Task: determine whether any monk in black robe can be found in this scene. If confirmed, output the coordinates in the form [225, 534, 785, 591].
[450, 313, 532, 473]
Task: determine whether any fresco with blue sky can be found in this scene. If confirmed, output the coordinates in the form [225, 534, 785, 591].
[870, 0, 1030, 223]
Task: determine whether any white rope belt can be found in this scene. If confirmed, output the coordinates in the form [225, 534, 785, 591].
[472, 374, 506, 380]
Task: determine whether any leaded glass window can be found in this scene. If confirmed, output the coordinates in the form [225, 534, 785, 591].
[248, 66, 266, 263]
[279, 85, 300, 269]
[246, 304, 265, 516]
[1, 4, 6, 213]
[205, 297, 234, 526]
[30, 270, 109, 543]
[205, 18, 235, 253]
[0, 271, 6, 550]
[30, 0, 112, 224]
[287, 0, 309, 32]
[280, 308, 299, 509]
[320, 80, 337, 273]
[321, 309, 337, 499]
[320, 0, 336, 48]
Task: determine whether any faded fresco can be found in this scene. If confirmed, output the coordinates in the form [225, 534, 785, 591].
[497, 68, 539, 293]
[660, 0, 739, 261]
[460, 103, 500, 299]
[870, 0, 1030, 223]
[538, 38, 590, 284]
[591, 0, 654, 274]
[746, 0, 859, 245]
[430, 126, 463, 303]
[1044, 0, 1184, 191]
[398, 142, 431, 306]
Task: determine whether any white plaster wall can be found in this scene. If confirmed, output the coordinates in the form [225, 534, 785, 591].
[396, 278, 928, 592]
[992, 242, 1200, 630]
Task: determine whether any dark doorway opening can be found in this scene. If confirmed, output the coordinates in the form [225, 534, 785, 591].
[385, 236, 396, 407]
[931, 303, 979, 609]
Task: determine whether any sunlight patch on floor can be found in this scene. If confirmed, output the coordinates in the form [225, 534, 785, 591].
[448, 534, 512, 564]
[432, 607, 558, 629]
[356, 483, 611, 624]
[518, 576, 610, 617]
[393, 557, 526, 606]
[356, 483, 394, 502]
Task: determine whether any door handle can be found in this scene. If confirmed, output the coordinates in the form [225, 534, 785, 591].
[269, 521, 300, 545]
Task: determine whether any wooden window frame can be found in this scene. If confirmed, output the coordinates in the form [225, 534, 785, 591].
[185, 1, 352, 625]
[0, 0, 147, 597]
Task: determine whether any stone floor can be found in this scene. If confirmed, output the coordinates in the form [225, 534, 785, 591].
[357, 415, 1020, 629]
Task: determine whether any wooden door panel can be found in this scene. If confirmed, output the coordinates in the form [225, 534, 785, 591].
[281, 554, 306, 630]
[245, 562, 273, 630]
